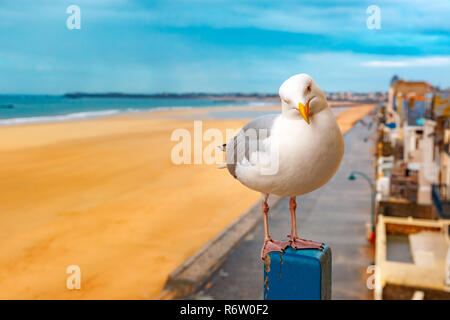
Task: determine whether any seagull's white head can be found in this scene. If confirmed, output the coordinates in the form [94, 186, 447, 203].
[279, 73, 328, 123]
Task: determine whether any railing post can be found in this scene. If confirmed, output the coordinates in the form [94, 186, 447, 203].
[263, 245, 332, 300]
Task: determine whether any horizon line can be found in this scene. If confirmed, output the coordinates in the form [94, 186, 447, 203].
[0, 90, 389, 96]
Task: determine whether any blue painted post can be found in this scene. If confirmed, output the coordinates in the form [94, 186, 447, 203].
[263, 245, 332, 300]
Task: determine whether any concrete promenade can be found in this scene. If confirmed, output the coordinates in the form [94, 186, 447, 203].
[190, 114, 376, 300]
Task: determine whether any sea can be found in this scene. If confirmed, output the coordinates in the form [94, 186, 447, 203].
[0, 95, 272, 126]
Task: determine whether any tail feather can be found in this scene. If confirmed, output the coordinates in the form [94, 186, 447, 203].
[217, 143, 226, 151]
[216, 144, 227, 169]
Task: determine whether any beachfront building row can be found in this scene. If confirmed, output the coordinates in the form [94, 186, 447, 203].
[373, 76, 450, 299]
[325, 91, 388, 102]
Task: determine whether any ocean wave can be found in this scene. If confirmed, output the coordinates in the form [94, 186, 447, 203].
[0, 109, 123, 126]
[150, 106, 194, 111]
[0, 101, 273, 126]
[239, 101, 275, 107]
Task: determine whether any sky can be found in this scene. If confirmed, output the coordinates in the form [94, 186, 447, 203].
[0, 0, 449, 94]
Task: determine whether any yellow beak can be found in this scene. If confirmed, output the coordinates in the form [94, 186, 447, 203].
[296, 101, 310, 124]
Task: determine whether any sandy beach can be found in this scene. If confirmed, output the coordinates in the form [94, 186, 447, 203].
[0, 104, 374, 299]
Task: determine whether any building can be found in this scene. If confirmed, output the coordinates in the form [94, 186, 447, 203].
[388, 76, 431, 118]
[374, 78, 450, 300]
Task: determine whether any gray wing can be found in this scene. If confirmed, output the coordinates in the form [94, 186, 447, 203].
[225, 114, 279, 178]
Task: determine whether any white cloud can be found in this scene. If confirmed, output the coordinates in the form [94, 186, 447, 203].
[363, 56, 450, 68]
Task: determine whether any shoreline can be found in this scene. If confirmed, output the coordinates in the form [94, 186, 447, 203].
[0, 100, 367, 127]
[0, 103, 375, 299]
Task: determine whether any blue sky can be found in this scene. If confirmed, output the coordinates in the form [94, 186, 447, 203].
[0, 0, 449, 94]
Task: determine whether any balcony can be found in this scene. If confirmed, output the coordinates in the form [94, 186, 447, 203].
[431, 184, 450, 219]
[390, 174, 418, 203]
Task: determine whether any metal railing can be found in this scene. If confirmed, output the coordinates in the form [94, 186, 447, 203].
[431, 184, 450, 219]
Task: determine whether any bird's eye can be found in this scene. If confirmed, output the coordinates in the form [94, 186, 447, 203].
[306, 84, 312, 92]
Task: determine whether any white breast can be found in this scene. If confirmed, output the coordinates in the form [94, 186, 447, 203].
[235, 108, 344, 197]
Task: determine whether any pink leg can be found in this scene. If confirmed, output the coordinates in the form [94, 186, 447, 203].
[287, 197, 323, 250]
[260, 195, 289, 260]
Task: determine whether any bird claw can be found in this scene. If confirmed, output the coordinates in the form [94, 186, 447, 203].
[260, 239, 289, 260]
[287, 235, 324, 250]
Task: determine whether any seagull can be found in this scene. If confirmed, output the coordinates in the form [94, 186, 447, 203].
[221, 74, 344, 260]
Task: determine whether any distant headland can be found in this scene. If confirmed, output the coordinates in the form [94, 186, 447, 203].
[63, 91, 387, 103]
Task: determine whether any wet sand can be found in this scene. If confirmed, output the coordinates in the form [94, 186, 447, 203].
[0, 103, 374, 299]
